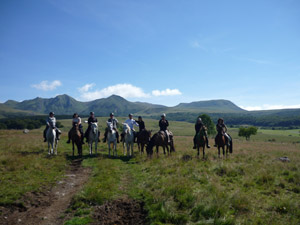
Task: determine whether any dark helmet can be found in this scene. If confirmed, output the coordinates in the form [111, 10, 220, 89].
[161, 113, 166, 118]
[90, 111, 94, 115]
[73, 113, 78, 118]
[49, 112, 54, 116]
[218, 118, 224, 123]
[128, 113, 133, 117]
[138, 116, 142, 119]
[110, 112, 114, 116]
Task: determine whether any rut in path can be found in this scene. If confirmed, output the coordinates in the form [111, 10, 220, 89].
[0, 158, 91, 225]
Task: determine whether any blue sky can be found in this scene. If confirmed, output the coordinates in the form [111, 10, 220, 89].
[0, 0, 299, 110]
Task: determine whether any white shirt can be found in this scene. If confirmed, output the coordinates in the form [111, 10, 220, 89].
[124, 119, 139, 130]
[72, 117, 81, 125]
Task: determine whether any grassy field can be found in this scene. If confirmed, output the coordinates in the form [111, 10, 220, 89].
[0, 117, 300, 224]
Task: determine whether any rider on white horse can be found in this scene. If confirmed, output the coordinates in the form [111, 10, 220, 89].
[84, 112, 100, 143]
[43, 112, 61, 142]
[121, 114, 139, 142]
[104, 113, 120, 143]
[67, 113, 85, 144]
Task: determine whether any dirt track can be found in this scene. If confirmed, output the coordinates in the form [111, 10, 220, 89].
[0, 158, 91, 225]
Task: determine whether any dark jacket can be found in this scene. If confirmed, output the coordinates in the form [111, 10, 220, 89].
[136, 120, 145, 131]
[216, 123, 227, 134]
[195, 122, 204, 133]
[159, 119, 169, 131]
[88, 117, 98, 127]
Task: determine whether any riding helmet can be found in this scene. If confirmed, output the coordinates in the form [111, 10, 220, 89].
[110, 112, 114, 116]
[90, 111, 94, 115]
[161, 113, 166, 117]
[49, 112, 54, 116]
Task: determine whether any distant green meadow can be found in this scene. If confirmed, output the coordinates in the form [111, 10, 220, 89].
[0, 118, 299, 224]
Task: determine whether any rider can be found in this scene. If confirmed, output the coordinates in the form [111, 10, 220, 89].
[43, 112, 61, 142]
[121, 113, 139, 142]
[193, 117, 211, 149]
[85, 112, 100, 143]
[103, 113, 120, 143]
[135, 116, 145, 142]
[214, 118, 231, 146]
[67, 113, 84, 144]
[159, 113, 170, 142]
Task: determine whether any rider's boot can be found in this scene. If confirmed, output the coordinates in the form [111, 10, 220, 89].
[206, 138, 211, 148]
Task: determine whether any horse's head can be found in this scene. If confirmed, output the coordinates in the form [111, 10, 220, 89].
[91, 122, 98, 134]
[107, 121, 113, 132]
[122, 123, 130, 134]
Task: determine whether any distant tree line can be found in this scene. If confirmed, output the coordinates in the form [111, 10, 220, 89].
[0, 117, 64, 130]
[148, 112, 300, 128]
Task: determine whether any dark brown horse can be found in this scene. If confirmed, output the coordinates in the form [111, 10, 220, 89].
[137, 129, 151, 154]
[215, 132, 232, 157]
[195, 128, 206, 159]
[146, 131, 175, 157]
[70, 123, 82, 156]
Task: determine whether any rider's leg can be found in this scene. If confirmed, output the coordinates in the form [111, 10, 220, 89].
[55, 128, 60, 140]
[205, 134, 211, 148]
[116, 130, 120, 143]
[193, 134, 197, 149]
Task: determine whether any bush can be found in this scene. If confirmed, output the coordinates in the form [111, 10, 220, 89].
[238, 126, 258, 140]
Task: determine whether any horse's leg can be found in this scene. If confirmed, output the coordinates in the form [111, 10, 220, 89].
[48, 141, 50, 155]
[163, 146, 166, 155]
[166, 145, 170, 156]
[55, 139, 58, 155]
[95, 140, 98, 155]
[156, 146, 159, 157]
[114, 141, 117, 156]
[197, 146, 199, 157]
[108, 143, 111, 157]
[141, 143, 144, 154]
[72, 141, 75, 156]
[131, 142, 134, 157]
[218, 147, 220, 158]
[222, 146, 225, 157]
[203, 146, 205, 159]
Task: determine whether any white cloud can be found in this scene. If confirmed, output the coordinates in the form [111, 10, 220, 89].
[78, 83, 95, 93]
[152, 88, 182, 97]
[80, 83, 150, 101]
[32, 80, 62, 91]
[240, 104, 300, 111]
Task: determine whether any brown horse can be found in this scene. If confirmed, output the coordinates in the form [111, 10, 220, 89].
[195, 128, 206, 159]
[137, 129, 151, 154]
[70, 123, 82, 156]
[215, 133, 232, 157]
[146, 131, 175, 157]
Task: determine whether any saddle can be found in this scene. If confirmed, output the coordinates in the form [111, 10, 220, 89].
[159, 130, 173, 143]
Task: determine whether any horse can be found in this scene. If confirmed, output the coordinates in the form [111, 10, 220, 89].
[215, 132, 233, 157]
[146, 130, 175, 157]
[88, 122, 99, 155]
[195, 128, 206, 159]
[107, 122, 117, 157]
[122, 123, 135, 157]
[70, 123, 82, 156]
[137, 129, 151, 154]
[46, 125, 58, 155]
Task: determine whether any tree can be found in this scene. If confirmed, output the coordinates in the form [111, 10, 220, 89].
[198, 114, 216, 136]
[238, 126, 258, 140]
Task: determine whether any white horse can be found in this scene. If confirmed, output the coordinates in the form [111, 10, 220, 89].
[122, 123, 134, 157]
[107, 122, 117, 157]
[46, 126, 58, 155]
[88, 122, 99, 155]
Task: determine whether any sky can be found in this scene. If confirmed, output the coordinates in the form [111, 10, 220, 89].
[0, 0, 300, 110]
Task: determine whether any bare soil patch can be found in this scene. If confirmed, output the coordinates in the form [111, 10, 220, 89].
[91, 198, 147, 225]
[0, 158, 91, 225]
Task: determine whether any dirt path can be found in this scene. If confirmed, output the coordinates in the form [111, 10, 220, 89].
[0, 158, 91, 225]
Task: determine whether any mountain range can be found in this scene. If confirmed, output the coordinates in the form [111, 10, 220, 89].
[1, 95, 300, 127]
[0, 94, 245, 117]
